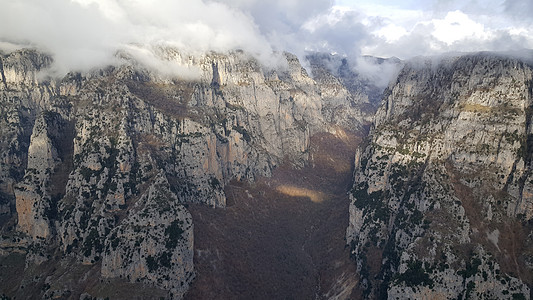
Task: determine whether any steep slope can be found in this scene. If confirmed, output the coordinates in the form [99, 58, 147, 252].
[347, 52, 533, 299]
[0, 48, 376, 299]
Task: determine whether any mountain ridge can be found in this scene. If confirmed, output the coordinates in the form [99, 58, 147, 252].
[347, 51, 533, 299]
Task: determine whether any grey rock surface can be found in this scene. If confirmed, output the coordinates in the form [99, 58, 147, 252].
[347, 52, 533, 299]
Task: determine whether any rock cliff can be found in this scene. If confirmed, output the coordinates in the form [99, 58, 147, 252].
[347, 52, 533, 299]
[0, 48, 374, 298]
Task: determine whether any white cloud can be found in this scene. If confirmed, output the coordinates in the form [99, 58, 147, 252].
[431, 11, 490, 45]
[0, 0, 532, 77]
[374, 24, 409, 42]
[0, 0, 276, 75]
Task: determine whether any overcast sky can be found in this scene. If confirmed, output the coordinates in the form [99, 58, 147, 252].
[1, 0, 532, 73]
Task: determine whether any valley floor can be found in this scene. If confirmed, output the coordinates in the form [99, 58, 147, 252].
[185, 130, 364, 300]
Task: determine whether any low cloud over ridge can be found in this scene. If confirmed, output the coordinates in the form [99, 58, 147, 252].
[1, 0, 532, 75]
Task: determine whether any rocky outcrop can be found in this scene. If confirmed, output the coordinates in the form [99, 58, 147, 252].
[1, 48, 52, 87]
[101, 174, 194, 299]
[347, 52, 533, 299]
[15, 111, 64, 240]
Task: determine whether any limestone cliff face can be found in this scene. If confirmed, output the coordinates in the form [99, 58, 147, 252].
[100, 174, 194, 299]
[347, 53, 533, 299]
[0, 48, 371, 298]
[15, 111, 65, 240]
[0, 49, 56, 223]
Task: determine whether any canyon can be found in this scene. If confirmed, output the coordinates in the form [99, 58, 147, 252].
[0, 47, 531, 299]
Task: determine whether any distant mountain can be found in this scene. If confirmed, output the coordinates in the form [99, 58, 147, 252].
[307, 52, 402, 114]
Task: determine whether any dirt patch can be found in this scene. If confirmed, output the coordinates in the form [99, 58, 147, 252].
[0, 252, 26, 296]
[497, 220, 532, 285]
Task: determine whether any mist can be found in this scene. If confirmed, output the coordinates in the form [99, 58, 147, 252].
[1, 0, 532, 85]
[0, 0, 276, 75]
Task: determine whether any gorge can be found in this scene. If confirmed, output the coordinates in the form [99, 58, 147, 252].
[0, 47, 532, 299]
